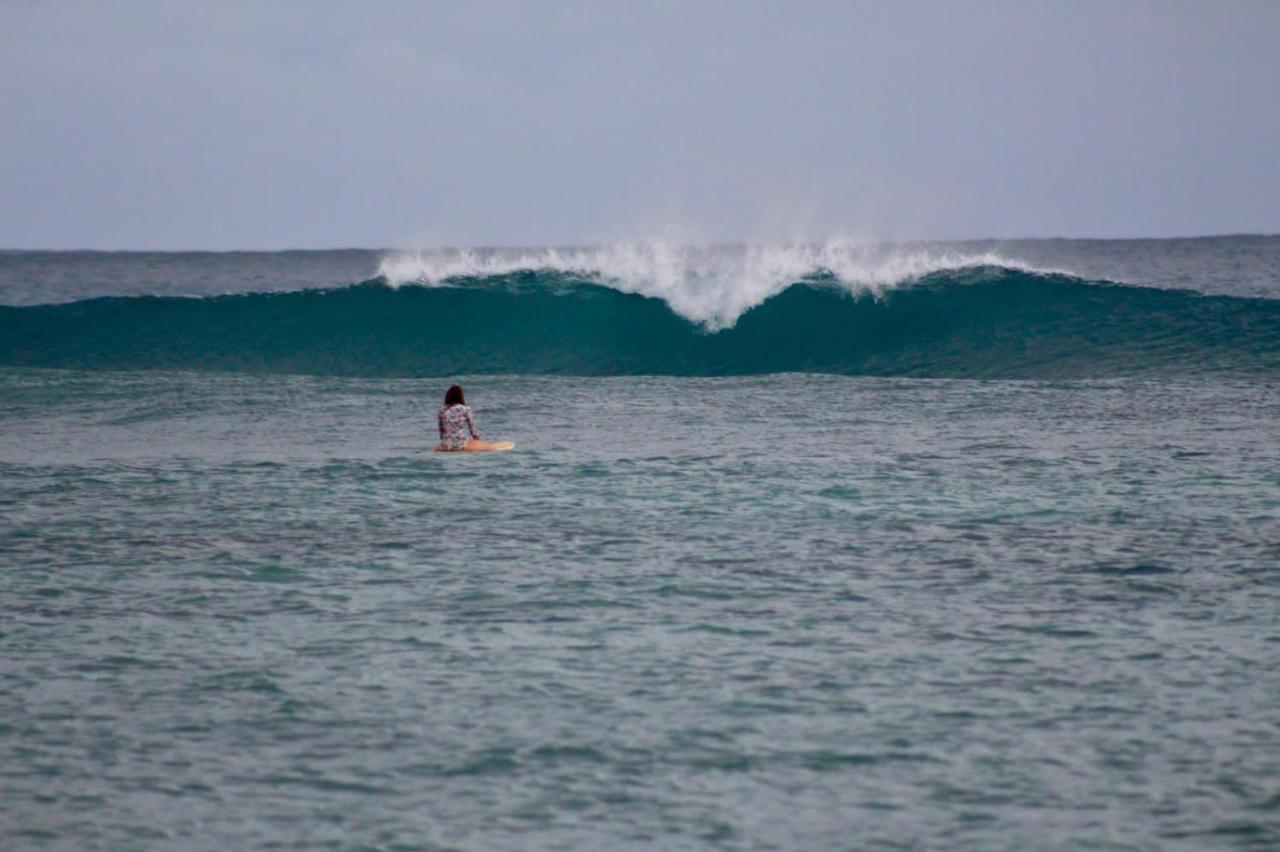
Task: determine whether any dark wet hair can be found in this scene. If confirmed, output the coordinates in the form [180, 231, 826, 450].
[444, 385, 465, 407]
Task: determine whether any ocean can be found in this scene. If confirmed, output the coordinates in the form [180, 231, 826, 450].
[2, 237, 1278, 848]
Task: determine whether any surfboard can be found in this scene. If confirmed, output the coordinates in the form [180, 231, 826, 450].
[432, 440, 512, 455]
[434, 441, 515, 453]
[474, 441, 515, 452]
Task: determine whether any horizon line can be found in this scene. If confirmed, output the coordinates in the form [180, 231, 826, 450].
[2, 232, 1278, 254]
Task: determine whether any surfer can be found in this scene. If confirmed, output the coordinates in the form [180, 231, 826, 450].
[436, 385, 510, 452]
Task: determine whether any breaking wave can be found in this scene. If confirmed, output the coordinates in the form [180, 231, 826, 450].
[2, 262, 1276, 378]
[375, 243, 1059, 329]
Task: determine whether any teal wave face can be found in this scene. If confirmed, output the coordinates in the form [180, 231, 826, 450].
[1, 267, 1277, 377]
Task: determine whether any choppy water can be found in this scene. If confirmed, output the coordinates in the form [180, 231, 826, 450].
[3, 369, 1279, 848]
[2, 238, 1279, 848]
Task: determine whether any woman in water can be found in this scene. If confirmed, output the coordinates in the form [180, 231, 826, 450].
[436, 385, 507, 452]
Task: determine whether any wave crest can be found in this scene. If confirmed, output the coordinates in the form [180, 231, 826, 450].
[376, 241, 1057, 328]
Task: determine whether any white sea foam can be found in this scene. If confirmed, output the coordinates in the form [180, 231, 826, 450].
[376, 240, 1054, 328]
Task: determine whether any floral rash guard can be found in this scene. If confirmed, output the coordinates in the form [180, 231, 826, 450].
[437, 404, 479, 450]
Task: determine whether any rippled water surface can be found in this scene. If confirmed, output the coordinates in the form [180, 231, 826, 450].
[2, 370, 1279, 848]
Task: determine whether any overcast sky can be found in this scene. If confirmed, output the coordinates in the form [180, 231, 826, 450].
[2, 0, 1278, 249]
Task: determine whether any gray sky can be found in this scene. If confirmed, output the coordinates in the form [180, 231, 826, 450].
[2, 0, 1278, 249]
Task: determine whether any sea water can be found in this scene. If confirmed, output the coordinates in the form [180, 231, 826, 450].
[1, 238, 1278, 848]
